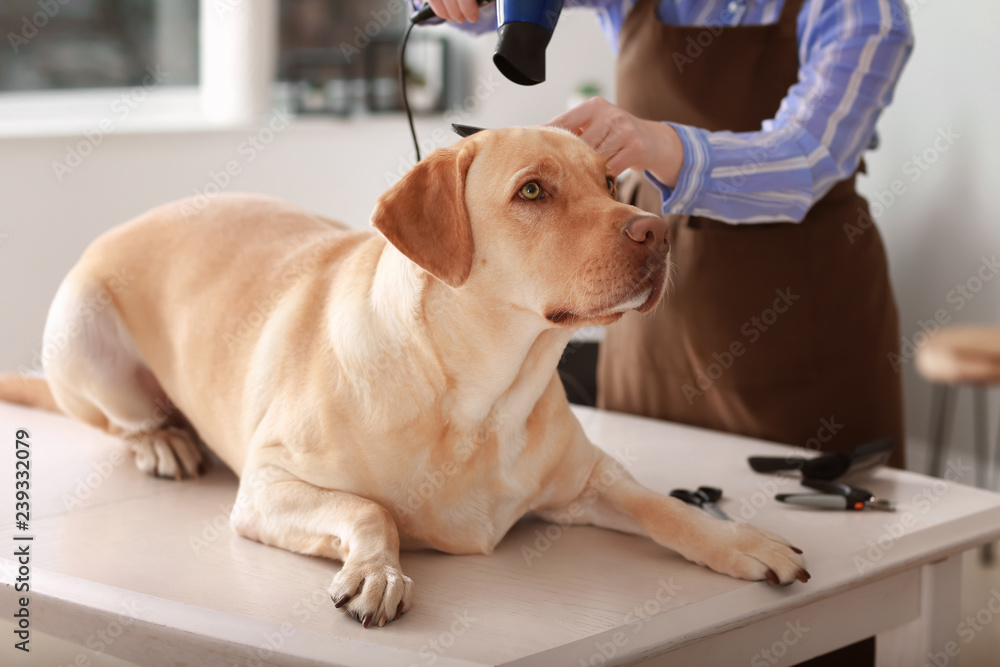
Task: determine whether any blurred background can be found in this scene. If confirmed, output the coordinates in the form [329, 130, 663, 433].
[0, 1, 998, 662]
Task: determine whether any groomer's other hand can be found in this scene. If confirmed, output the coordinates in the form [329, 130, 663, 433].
[425, 0, 489, 23]
[546, 97, 684, 188]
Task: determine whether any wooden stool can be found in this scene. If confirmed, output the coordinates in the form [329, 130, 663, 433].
[916, 326, 1000, 563]
[917, 326, 1000, 480]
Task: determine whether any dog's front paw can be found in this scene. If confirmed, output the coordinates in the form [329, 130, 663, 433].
[329, 558, 413, 627]
[693, 521, 810, 586]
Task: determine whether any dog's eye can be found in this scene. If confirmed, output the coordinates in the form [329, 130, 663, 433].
[519, 181, 543, 200]
[606, 176, 616, 195]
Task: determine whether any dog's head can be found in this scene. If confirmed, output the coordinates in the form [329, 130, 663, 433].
[372, 127, 669, 327]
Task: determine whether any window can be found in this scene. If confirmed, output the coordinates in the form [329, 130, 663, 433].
[0, 0, 455, 134]
[0, 0, 198, 91]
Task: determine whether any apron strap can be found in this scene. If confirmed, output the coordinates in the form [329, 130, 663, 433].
[778, 0, 807, 39]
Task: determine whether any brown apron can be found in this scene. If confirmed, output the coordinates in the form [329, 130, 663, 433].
[599, 0, 905, 468]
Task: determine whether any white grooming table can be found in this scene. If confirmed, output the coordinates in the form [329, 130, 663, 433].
[2, 401, 999, 666]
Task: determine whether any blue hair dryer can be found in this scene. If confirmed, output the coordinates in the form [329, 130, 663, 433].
[411, 0, 564, 86]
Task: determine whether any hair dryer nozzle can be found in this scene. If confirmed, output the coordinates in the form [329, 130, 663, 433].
[493, 21, 550, 86]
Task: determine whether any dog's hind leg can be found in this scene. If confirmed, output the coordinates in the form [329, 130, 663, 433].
[231, 466, 413, 627]
[42, 277, 203, 479]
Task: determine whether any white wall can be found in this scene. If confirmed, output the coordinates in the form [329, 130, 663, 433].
[857, 0, 1000, 474]
[1, 3, 997, 476]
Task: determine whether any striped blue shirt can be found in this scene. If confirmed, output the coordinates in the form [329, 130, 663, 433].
[431, 0, 914, 223]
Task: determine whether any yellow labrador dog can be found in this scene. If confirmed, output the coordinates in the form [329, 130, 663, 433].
[0, 127, 807, 628]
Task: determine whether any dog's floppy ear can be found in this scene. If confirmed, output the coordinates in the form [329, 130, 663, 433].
[372, 143, 476, 288]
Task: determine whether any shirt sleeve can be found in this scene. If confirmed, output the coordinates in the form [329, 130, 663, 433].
[410, 0, 624, 37]
[648, 0, 914, 223]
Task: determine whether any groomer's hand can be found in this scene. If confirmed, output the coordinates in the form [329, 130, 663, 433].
[424, 0, 489, 23]
[546, 97, 685, 187]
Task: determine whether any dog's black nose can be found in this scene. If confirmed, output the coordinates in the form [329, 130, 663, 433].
[625, 215, 669, 251]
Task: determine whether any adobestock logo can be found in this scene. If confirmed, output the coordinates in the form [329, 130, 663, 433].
[681, 287, 799, 404]
[750, 619, 810, 666]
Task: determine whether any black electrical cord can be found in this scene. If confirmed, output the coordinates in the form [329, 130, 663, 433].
[402, 1, 494, 160]
[398, 20, 421, 162]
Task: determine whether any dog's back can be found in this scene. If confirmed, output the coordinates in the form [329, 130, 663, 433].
[9, 194, 371, 471]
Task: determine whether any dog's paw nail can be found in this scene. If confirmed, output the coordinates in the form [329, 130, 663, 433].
[362, 613, 374, 628]
[378, 613, 387, 627]
[764, 569, 780, 586]
[395, 600, 405, 619]
[332, 594, 351, 608]
[790, 546, 803, 554]
[796, 569, 811, 583]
